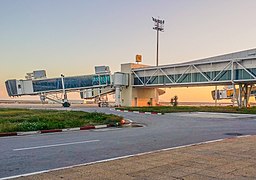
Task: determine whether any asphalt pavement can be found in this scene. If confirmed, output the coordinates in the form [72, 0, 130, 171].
[14, 135, 256, 180]
[1, 105, 256, 179]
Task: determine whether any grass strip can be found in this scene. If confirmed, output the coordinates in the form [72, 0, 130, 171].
[116, 106, 256, 114]
[0, 108, 122, 133]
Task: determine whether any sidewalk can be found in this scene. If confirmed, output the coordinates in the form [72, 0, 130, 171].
[15, 135, 256, 180]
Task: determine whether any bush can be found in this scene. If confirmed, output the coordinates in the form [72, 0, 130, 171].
[170, 96, 178, 107]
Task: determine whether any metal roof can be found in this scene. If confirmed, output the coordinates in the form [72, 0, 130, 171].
[133, 48, 256, 71]
[183, 48, 256, 64]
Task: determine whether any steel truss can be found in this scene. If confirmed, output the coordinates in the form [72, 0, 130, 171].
[132, 58, 256, 107]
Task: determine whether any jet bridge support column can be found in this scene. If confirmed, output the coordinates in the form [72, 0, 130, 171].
[237, 84, 252, 108]
[61, 74, 70, 107]
[244, 84, 252, 107]
[115, 85, 121, 107]
[113, 72, 128, 107]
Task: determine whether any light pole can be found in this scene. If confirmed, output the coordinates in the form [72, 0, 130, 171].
[152, 17, 164, 66]
[60, 74, 70, 107]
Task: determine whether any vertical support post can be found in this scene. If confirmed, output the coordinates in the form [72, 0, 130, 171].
[155, 88, 159, 105]
[243, 84, 252, 108]
[157, 69, 159, 85]
[247, 84, 252, 107]
[61, 74, 70, 107]
[232, 83, 236, 106]
[156, 28, 159, 66]
[97, 88, 102, 107]
[40, 93, 46, 104]
[243, 84, 248, 107]
[61, 74, 67, 102]
[215, 85, 217, 106]
[231, 60, 236, 106]
[238, 84, 242, 108]
[115, 86, 121, 107]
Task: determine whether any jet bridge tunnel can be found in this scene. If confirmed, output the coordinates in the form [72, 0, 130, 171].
[5, 67, 129, 107]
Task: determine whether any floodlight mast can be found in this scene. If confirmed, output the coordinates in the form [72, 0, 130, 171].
[152, 17, 164, 66]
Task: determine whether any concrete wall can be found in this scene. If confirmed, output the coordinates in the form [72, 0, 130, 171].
[131, 88, 159, 106]
[120, 63, 160, 106]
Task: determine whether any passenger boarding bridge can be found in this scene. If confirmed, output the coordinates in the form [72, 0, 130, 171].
[5, 48, 256, 107]
[122, 48, 256, 107]
[5, 66, 128, 107]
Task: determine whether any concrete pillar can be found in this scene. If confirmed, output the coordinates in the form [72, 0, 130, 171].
[214, 85, 217, 106]
[243, 84, 248, 107]
[115, 86, 121, 107]
[232, 83, 236, 107]
[238, 84, 242, 108]
[247, 85, 252, 107]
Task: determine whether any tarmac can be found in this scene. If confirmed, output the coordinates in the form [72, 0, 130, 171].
[13, 135, 256, 180]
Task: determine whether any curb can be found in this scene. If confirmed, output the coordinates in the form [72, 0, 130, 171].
[0, 132, 17, 137]
[0, 124, 115, 138]
[116, 109, 163, 115]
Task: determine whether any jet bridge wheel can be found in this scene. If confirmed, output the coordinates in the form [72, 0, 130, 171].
[63, 102, 71, 107]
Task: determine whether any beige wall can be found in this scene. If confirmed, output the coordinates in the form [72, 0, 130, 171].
[120, 63, 160, 107]
[131, 88, 159, 106]
[120, 63, 133, 106]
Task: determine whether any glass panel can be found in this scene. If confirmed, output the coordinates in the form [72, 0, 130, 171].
[177, 74, 190, 83]
[166, 75, 174, 83]
[134, 77, 143, 85]
[252, 68, 256, 77]
[241, 69, 254, 79]
[235, 69, 253, 80]
[159, 76, 164, 84]
[5, 80, 18, 96]
[148, 76, 157, 84]
[64, 75, 94, 89]
[92, 75, 111, 85]
[33, 75, 111, 92]
[33, 78, 62, 92]
[215, 70, 231, 81]
[235, 69, 241, 80]
[99, 75, 111, 85]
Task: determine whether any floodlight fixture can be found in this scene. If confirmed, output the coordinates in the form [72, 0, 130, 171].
[152, 17, 165, 66]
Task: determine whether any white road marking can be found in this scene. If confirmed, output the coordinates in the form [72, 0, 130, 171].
[95, 125, 108, 129]
[13, 140, 100, 151]
[172, 112, 256, 119]
[2, 135, 252, 180]
[93, 128, 119, 132]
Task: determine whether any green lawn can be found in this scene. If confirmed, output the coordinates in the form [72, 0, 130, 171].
[0, 109, 122, 133]
[116, 106, 256, 114]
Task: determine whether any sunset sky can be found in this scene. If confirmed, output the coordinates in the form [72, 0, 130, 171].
[1, 0, 256, 102]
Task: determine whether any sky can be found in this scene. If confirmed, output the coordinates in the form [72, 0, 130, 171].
[1, 0, 256, 102]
